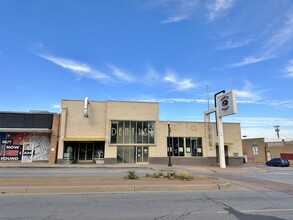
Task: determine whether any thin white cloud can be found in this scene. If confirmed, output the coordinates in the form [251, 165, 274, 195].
[137, 97, 208, 104]
[151, 0, 199, 24]
[143, 66, 161, 84]
[228, 13, 293, 68]
[164, 70, 196, 91]
[38, 54, 109, 81]
[235, 80, 264, 103]
[264, 13, 293, 55]
[108, 64, 135, 83]
[229, 116, 293, 127]
[228, 55, 273, 68]
[285, 59, 293, 78]
[207, 0, 235, 21]
[217, 38, 252, 50]
[225, 116, 293, 138]
[52, 104, 60, 109]
[241, 127, 293, 139]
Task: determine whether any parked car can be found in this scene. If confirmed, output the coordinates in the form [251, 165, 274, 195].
[266, 158, 290, 167]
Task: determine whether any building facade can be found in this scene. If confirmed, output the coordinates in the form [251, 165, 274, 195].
[242, 138, 293, 164]
[57, 99, 243, 166]
[0, 111, 59, 163]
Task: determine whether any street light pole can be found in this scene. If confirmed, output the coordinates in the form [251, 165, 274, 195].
[167, 121, 172, 167]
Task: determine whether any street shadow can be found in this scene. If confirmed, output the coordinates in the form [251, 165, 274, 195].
[224, 207, 285, 220]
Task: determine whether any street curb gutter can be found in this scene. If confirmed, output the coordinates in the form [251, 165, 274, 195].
[0, 183, 231, 195]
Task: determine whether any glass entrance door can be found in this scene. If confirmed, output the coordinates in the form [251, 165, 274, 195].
[136, 147, 148, 163]
[78, 143, 94, 163]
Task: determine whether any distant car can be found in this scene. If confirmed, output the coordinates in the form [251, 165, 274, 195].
[266, 158, 290, 167]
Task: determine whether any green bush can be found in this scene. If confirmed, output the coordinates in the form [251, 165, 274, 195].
[125, 170, 139, 180]
[153, 172, 164, 178]
[177, 172, 194, 181]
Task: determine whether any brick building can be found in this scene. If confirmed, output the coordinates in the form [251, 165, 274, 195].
[0, 111, 59, 163]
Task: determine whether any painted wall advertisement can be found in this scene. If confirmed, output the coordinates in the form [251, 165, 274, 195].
[0, 132, 51, 161]
[0, 139, 22, 161]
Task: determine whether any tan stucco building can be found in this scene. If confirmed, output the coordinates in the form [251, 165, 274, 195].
[242, 138, 293, 164]
[57, 99, 243, 166]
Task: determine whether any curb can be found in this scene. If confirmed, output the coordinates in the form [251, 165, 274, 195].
[0, 182, 231, 195]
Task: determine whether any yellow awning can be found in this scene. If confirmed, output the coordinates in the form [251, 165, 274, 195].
[63, 137, 106, 141]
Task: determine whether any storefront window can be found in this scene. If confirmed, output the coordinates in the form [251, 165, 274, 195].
[117, 146, 136, 163]
[137, 122, 143, 144]
[117, 146, 148, 163]
[64, 142, 75, 161]
[94, 142, 104, 159]
[167, 137, 202, 157]
[186, 137, 202, 157]
[111, 122, 118, 143]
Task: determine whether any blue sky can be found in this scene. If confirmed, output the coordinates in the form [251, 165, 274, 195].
[0, 0, 293, 139]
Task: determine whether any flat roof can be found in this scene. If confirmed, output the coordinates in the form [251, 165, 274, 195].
[61, 99, 159, 104]
[0, 111, 56, 114]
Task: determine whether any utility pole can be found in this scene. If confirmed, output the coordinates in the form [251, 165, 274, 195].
[274, 125, 280, 138]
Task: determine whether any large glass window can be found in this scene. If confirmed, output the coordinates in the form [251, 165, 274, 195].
[167, 137, 202, 157]
[170, 137, 184, 157]
[117, 147, 136, 163]
[111, 121, 155, 144]
[186, 137, 203, 157]
[111, 122, 118, 143]
[117, 146, 149, 163]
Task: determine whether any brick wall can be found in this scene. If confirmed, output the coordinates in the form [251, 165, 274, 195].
[48, 114, 60, 164]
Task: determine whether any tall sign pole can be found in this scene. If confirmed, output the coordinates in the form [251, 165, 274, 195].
[204, 90, 237, 168]
[216, 108, 226, 168]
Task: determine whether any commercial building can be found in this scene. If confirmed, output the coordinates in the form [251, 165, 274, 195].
[0, 111, 59, 163]
[57, 99, 243, 166]
[242, 138, 293, 164]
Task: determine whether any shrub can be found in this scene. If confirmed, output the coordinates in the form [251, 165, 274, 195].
[153, 172, 164, 178]
[125, 170, 139, 180]
[166, 171, 176, 180]
[177, 172, 194, 181]
[145, 173, 151, 178]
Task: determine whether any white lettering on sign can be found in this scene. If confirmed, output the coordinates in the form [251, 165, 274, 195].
[5, 145, 21, 150]
[1, 139, 13, 145]
[111, 128, 117, 136]
[0, 157, 19, 161]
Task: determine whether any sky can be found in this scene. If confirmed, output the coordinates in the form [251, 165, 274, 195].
[0, 0, 293, 139]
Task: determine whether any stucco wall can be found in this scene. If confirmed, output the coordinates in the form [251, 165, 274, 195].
[266, 143, 293, 163]
[58, 100, 107, 160]
[57, 99, 243, 165]
[155, 121, 243, 160]
[242, 138, 267, 163]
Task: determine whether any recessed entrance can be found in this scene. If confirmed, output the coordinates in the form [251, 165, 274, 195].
[78, 143, 94, 162]
[64, 141, 105, 163]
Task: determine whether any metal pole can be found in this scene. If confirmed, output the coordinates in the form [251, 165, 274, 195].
[216, 108, 226, 168]
[168, 122, 172, 167]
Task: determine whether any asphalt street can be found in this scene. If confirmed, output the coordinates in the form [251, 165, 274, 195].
[0, 164, 293, 219]
[1, 191, 292, 220]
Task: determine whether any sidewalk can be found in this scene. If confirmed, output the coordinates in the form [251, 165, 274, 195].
[0, 163, 263, 195]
